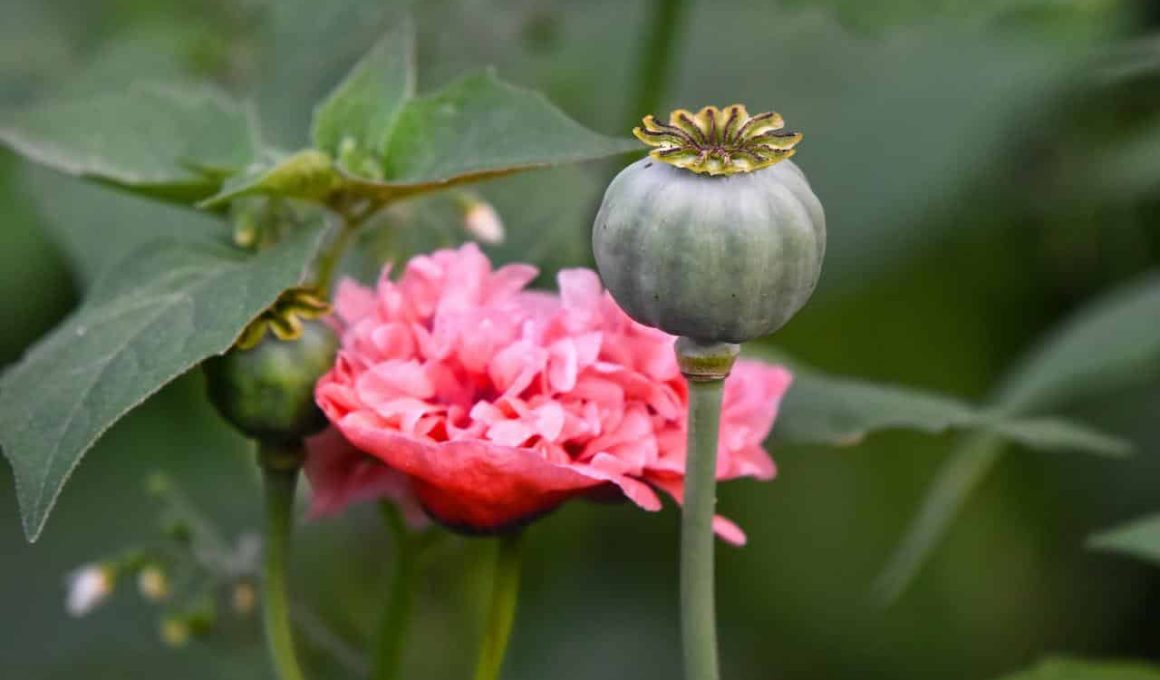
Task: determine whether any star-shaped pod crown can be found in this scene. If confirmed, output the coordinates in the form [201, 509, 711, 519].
[633, 105, 802, 176]
[235, 287, 331, 351]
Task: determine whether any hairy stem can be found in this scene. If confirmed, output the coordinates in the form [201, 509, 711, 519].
[259, 441, 308, 680]
[315, 200, 384, 293]
[473, 532, 524, 680]
[371, 502, 417, 680]
[675, 338, 736, 680]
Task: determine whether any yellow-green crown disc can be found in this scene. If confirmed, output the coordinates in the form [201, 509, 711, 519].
[633, 105, 802, 176]
[235, 287, 332, 351]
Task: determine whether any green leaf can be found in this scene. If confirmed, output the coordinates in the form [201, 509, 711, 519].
[310, 19, 415, 160]
[876, 273, 1160, 603]
[0, 226, 324, 541]
[997, 273, 1160, 411]
[197, 149, 343, 208]
[993, 658, 1160, 680]
[379, 69, 636, 187]
[24, 165, 224, 288]
[212, 21, 635, 209]
[1089, 514, 1160, 567]
[1, 83, 259, 203]
[776, 370, 1128, 457]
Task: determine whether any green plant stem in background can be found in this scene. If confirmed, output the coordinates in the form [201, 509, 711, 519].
[259, 441, 308, 680]
[372, 501, 417, 680]
[473, 531, 524, 680]
[629, 0, 688, 126]
[681, 378, 724, 680]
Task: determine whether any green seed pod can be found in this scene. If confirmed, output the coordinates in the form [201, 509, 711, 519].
[204, 289, 337, 441]
[593, 105, 825, 344]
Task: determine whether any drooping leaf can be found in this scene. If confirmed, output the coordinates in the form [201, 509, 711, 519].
[1088, 514, 1160, 567]
[0, 225, 324, 541]
[997, 273, 1160, 411]
[776, 370, 1128, 457]
[872, 431, 1006, 603]
[311, 18, 415, 161]
[25, 166, 224, 287]
[0, 83, 259, 203]
[993, 658, 1160, 680]
[875, 273, 1160, 602]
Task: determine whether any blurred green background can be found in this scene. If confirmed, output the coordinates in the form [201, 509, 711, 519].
[3, 0, 1160, 678]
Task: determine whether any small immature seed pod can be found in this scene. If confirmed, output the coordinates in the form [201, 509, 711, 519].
[204, 288, 337, 442]
[593, 105, 825, 344]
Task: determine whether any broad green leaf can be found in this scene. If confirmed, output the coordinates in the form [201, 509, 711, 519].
[876, 273, 1160, 603]
[1089, 514, 1160, 566]
[25, 166, 224, 287]
[378, 69, 636, 188]
[994, 658, 1160, 680]
[1, 83, 259, 203]
[0, 226, 323, 541]
[776, 370, 1128, 457]
[311, 19, 415, 160]
[208, 67, 636, 207]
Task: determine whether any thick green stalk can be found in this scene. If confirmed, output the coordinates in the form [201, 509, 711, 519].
[371, 502, 416, 680]
[682, 379, 723, 680]
[629, 0, 689, 126]
[473, 532, 524, 680]
[675, 337, 737, 680]
[260, 441, 308, 680]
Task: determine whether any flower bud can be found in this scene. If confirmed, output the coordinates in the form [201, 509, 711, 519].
[137, 565, 169, 602]
[458, 194, 505, 244]
[160, 616, 190, 648]
[65, 563, 114, 617]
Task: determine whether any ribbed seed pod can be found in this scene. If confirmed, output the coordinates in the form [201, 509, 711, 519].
[593, 152, 824, 343]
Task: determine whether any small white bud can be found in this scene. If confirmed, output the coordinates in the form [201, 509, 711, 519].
[137, 566, 169, 602]
[462, 200, 505, 244]
[160, 616, 191, 648]
[65, 563, 114, 617]
[232, 582, 257, 616]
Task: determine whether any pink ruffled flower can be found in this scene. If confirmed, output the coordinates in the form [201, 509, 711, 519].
[308, 243, 792, 545]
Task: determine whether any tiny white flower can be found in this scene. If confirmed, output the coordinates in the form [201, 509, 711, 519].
[65, 563, 114, 617]
[462, 200, 505, 244]
[137, 566, 169, 602]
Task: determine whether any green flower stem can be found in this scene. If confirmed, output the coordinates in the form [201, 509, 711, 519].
[676, 338, 739, 680]
[371, 502, 417, 680]
[473, 532, 524, 680]
[315, 200, 384, 293]
[630, 0, 688, 126]
[259, 440, 308, 680]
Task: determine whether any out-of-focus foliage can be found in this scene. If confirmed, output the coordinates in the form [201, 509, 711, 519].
[876, 273, 1160, 601]
[995, 658, 1160, 680]
[2, 0, 1160, 679]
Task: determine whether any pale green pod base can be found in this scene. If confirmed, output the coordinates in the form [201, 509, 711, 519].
[593, 157, 825, 343]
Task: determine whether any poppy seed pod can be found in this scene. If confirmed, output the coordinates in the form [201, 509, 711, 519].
[593, 105, 825, 344]
[205, 289, 338, 442]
